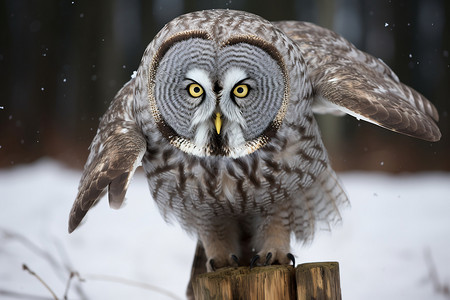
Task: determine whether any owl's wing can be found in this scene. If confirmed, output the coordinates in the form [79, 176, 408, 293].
[274, 21, 441, 142]
[68, 79, 146, 233]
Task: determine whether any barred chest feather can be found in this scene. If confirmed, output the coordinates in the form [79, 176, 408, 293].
[142, 123, 331, 236]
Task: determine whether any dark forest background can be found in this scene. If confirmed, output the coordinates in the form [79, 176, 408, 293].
[0, 0, 449, 172]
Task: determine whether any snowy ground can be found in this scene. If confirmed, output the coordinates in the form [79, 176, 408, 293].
[1, 159, 449, 300]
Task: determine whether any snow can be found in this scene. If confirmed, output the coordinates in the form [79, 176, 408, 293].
[1, 159, 449, 300]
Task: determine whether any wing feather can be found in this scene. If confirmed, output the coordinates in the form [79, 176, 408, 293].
[68, 79, 146, 233]
[274, 21, 441, 141]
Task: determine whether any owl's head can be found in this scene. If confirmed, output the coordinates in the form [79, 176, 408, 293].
[144, 10, 303, 157]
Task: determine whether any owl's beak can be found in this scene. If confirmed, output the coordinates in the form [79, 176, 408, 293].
[215, 112, 222, 134]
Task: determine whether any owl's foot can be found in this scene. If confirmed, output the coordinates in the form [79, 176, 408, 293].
[207, 253, 239, 272]
[250, 251, 295, 268]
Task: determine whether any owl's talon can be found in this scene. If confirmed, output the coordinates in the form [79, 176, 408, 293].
[264, 252, 273, 266]
[250, 255, 260, 269]
[231, 254, 239, 265]
[209, 259, 216, 272]
[287, 253, 295, 267]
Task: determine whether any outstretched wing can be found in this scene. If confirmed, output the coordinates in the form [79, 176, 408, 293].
[274, 21, 441, 142]
[69, 79, 146, 233]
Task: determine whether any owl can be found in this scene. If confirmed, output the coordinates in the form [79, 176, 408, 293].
[69, 8, 440, 292]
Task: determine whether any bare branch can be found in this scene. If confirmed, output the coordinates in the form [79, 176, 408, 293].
[2, 228, 181, 300]
[22, 264, 59, 300]
[63, 272, 85, 300]
[1, 229, 66, 281]
[0, 228, 89, 299]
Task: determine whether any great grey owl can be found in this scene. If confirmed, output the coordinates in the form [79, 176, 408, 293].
[69, 8, 440, 289]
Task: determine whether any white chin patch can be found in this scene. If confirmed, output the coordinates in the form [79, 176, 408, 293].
[193, 122, 211, 148]
[224, 121, 245, 149]
[192, 121, 246, 155]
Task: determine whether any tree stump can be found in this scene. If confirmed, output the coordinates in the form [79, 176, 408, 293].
[193, 262, 341, 300]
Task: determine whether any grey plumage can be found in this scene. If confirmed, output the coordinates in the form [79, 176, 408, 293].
[68, 9, 440, 291]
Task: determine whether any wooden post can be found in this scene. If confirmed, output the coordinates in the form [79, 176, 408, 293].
[296, 262, 341, 300]
[193, 265, 295, 300]
[193, 262, 341, 300]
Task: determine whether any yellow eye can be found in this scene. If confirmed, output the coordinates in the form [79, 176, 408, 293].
[233, 84, 249, 98]
[188, 83, 204, 98]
